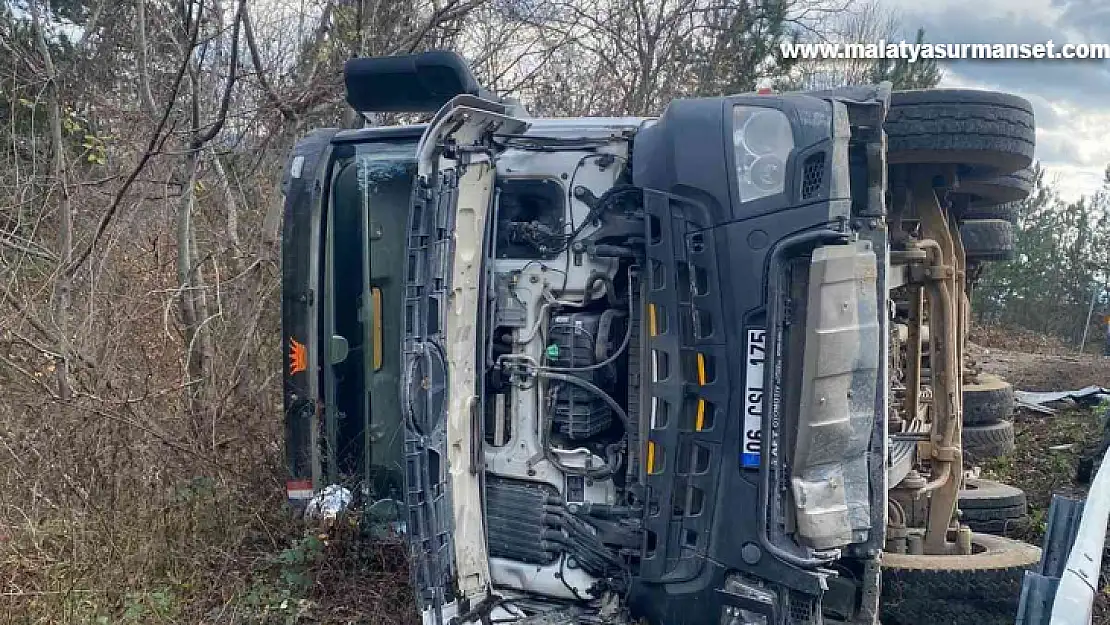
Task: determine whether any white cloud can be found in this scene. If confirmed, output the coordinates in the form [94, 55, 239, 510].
[885, 0, 1060, 23]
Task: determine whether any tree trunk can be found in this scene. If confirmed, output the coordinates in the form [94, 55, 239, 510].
[30, 0, 74, 400]
[188, 214, 213, 372]
[178, 147, 202, 383]
[136, 0, 159, 117]
[210, 152, 245, 274]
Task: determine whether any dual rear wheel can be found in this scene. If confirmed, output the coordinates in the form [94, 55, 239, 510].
[881, 533, 1041, 625]
[882, 89, 1037, 625]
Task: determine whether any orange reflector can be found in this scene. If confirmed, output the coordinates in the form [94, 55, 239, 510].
[695, 399, 706, 431]
[697, 353, 707, 385]
[647, 441, 657, 474]
[289, 337, 307, 375]
[648, 304, 658, 337]
[371, 287, 383, 370]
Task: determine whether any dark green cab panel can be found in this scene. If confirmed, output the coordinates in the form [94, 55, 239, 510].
[325, 143, 418, 499]
[281, 126, 423, 505]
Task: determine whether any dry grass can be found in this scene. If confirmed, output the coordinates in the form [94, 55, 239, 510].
[0, 233, 412, 623]
[0, 390, 415, 624]
[969, 322, 1078, 355]
[980, 406, 1110, 623]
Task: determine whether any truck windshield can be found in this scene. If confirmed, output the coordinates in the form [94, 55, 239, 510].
[322, 140, 417, 508]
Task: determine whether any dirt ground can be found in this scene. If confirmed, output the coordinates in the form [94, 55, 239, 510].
[969, 324, 1109, 391]
[968, 324, 1110, 623]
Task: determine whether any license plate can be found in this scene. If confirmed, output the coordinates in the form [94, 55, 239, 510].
[742, 328, 765, 469]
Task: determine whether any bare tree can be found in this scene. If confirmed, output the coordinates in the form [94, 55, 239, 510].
[28, 0, 75, 399]
[780, 1, 942, 91]
[507, 0, 828, 117]
[176, 0, 243, 391]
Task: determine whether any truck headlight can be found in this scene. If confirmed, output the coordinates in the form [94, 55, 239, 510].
[733, 106, 794, 202]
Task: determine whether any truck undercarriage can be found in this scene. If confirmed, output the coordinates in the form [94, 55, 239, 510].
[279, 51, 1086, 625]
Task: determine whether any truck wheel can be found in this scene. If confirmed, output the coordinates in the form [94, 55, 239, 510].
[886, 90, 1035, 176]
[960, 219, 1016, 262]
[958, 479, 1028, 534]
[963, 421, 1016, 461]
[963, 515, 1033, 536]
[963, 374, 1014, 425]
[955, 167, 1033, 207]
[959, 201, 1021, 224]
[959, 478, 1027, 511]
[960, 505, 1029, 532]
[880, 534, 1041, 625]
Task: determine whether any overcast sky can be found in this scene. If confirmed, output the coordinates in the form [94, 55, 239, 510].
[884, 0, 1110, 201]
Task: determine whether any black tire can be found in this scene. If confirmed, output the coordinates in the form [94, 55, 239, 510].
[886, 90, 1035, 176]
[958, 478, 1027, 511]
[955, 168, 1033, 208]
[960, 201, 1021, 224]
[958, 478, 1029, 535]
[961, 505, 1027, 522]
[963, 421, 1016, 461]
[965, 516, 1032, 536]
[880, 534, 1041, 625]
[963, 374, 1015, 425]
[960, 219, 1016, 262]
[959, 501, 1025, 535]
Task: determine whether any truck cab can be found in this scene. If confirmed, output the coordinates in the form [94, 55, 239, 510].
[281, 51, 1044, 625]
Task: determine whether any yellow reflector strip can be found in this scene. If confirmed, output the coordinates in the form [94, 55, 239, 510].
[648, 304, 658, 337]
[697, 353, 707, 385]
[647, 441, 657, 474]
[695, 399, 706, 431]
[372, 287, 383, 371]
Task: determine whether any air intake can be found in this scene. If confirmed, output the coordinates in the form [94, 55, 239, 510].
[801, 152, 825, 199]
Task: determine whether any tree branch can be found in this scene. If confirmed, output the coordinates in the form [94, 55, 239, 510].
[65, 1, 201, 278]
[241, 1, 297, 122]
[193, 0, 244, 147]
[0, 231, 58, 262]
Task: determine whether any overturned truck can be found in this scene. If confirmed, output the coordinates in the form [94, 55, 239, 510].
[281, 51, 1043, 625]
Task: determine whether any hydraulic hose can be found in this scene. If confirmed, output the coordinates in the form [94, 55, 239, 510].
[535, 370, 631, 433]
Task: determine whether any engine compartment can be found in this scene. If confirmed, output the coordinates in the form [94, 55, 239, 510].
[482, 140, 645, 604]
[394, 96, 887, 625]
